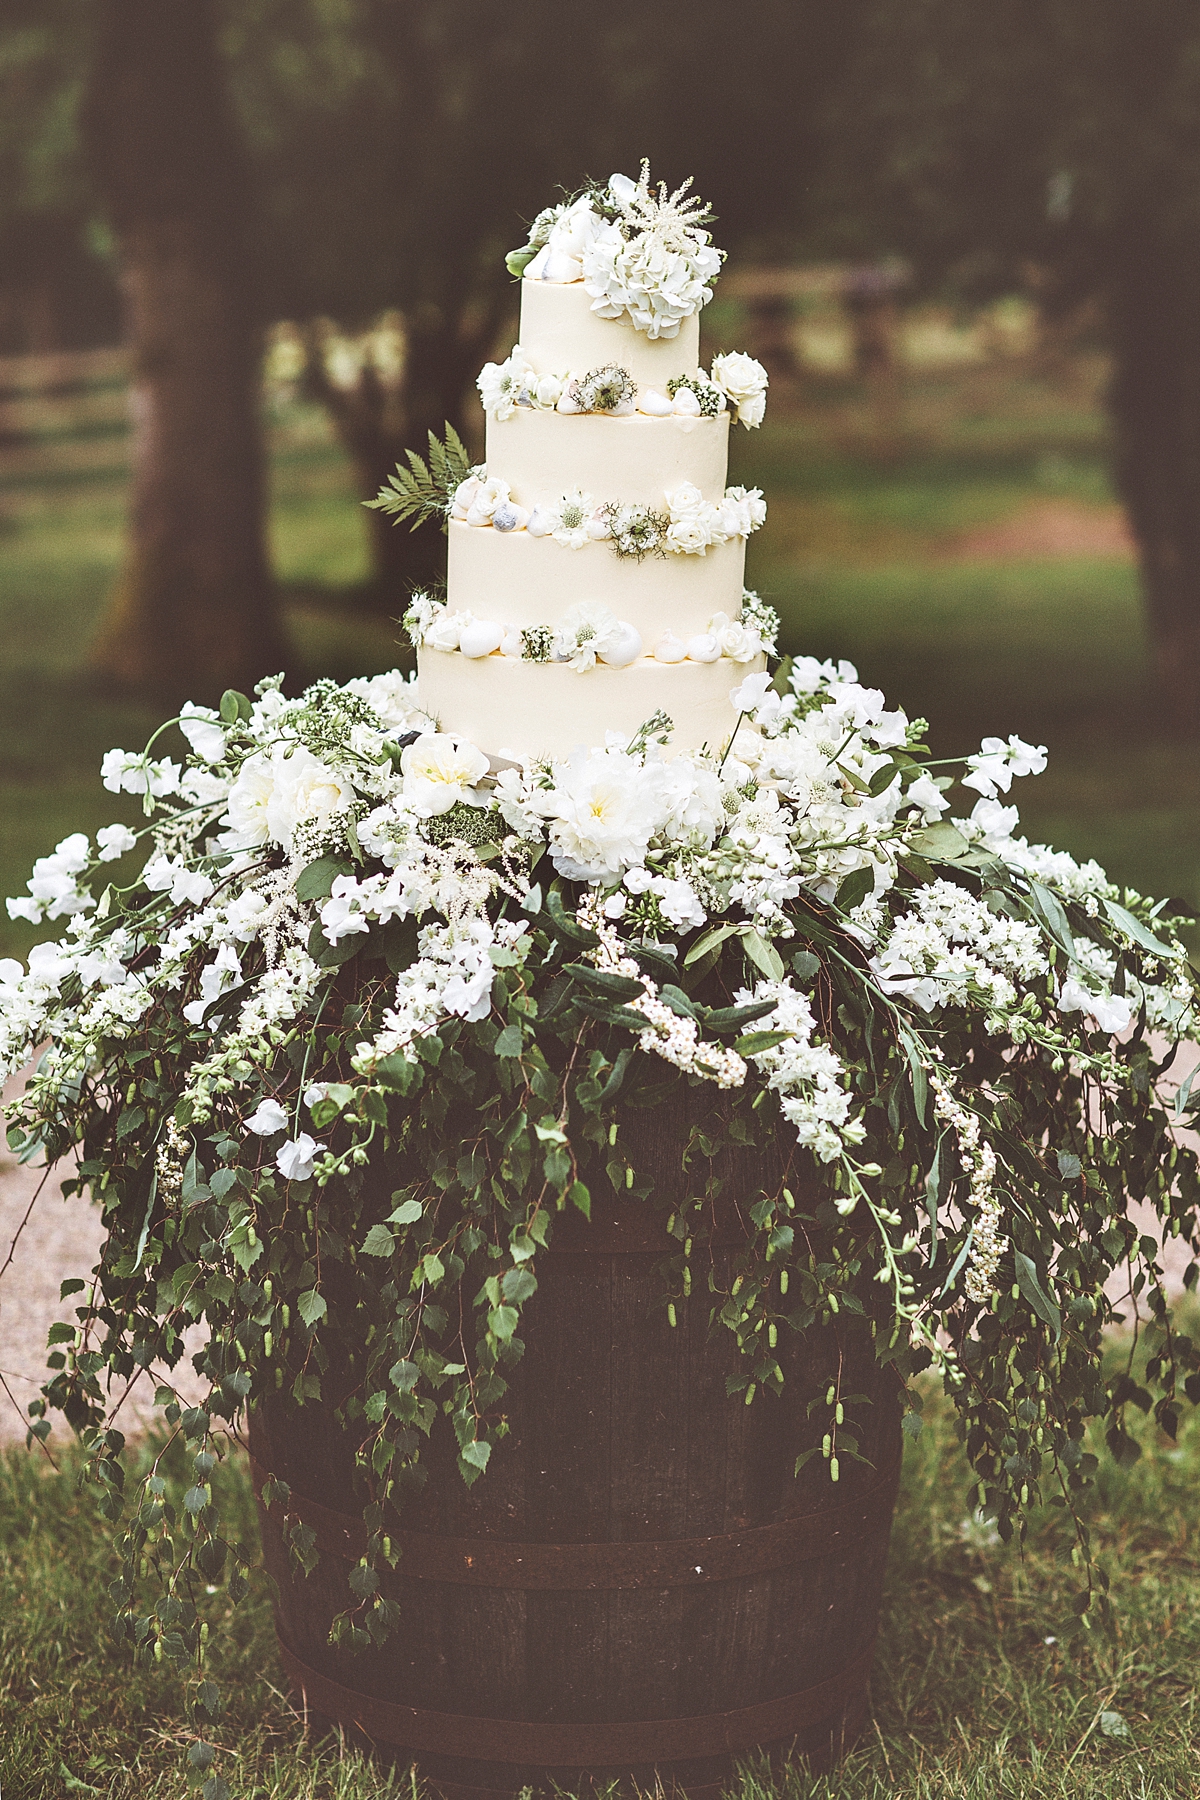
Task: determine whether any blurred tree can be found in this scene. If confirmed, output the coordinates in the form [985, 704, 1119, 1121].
[81, 0, 285, 701]
[824, 0, 1200, 729]
[0, 2, 119, 352]
[222, 0, 848, 599]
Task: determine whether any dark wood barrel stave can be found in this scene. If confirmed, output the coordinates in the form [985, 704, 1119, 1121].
[251, 1095, 902, 1797]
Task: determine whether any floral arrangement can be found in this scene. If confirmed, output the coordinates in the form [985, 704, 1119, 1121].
[403, 589, 775, 672]
[505, 163, 724, 339]
[4, 643, 1200, 1785]
[477, 346, 768, 429]
[447, 473, 766, 554]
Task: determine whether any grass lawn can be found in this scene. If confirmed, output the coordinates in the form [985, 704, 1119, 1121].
[1, 1357, 1195, 1800]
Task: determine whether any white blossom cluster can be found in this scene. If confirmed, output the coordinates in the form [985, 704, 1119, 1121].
[477, 345, 768, 430]
[448, 470, 766, 552]
[3, 649, 1196, 1297]
[408, 592, 768, 673]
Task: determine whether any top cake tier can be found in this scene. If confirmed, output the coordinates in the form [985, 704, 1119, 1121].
[518, 275, 701, 388]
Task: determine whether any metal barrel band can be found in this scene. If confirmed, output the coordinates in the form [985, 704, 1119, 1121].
[277, 1634, 877, 1766]
[252, 1444, 901, 1589]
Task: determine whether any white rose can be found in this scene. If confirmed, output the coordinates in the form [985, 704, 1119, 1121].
[710, 352, 769, 429]
[666, 515, 711, 556]
[666, 480, 706, 519]
[400, 734, 491, 817]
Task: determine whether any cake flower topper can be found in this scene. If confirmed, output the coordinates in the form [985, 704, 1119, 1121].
[507, 162, 725, 340]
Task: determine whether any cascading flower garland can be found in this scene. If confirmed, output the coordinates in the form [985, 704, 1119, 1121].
[3, 653, 1200, 1790]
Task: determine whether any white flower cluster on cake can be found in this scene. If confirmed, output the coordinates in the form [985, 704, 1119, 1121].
[404, 590, 774, 672]
[448, 471, 765, 553]
[477, 347, 768, 430]
[508, 164, 725, 340]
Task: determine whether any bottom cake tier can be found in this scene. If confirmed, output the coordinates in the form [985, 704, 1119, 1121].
[416, 648, 766, 763]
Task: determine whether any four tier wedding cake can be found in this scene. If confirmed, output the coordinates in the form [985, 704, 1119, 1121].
[398, 167, 777, 763]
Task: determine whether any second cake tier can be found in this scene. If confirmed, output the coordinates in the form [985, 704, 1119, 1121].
[447, 521, 747, 642]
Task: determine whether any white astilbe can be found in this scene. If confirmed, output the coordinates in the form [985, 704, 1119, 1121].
[930, 1070, 1004, 1305]
[733, 979, 864, 1161]
[577, 894, 744, 1088]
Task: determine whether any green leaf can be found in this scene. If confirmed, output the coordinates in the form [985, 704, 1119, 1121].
[1057, 1149, 1082, 1180]
[909, 821, 970, 860]
[571, 996, 648, 1031]
[742, 930, 786, 981]
[494, 1023, 524, 1057]
[659, 983, 698, 1019]
[219, 690, 250, 723]
[735, 1029, 791, 1055]
[183, 1485, 209, 1514]
[791, 950, 821, 982]
[1098, 1710, 1133, 1743]
[388, 1198, 423, 1225]
[501, 1267, 537, 1304]
[389, 1359, 418, 1392]
[924, 1134, 945, 1264]
[489, 1304, 518, 1340]
[360, 1224, 395, 1257]
[376, 1053, 419, 1093]
[1013, 1251, 1062, 1341]
[705, 999, 777, 1035]
[566, 964, 644, 1002]
[834, 867, 874, 913]
[295, 858, 353, 903]
[545, 886, 600, 946]
[461, 1439, 491, 1471]
[567, 1180, 591, 1219]
[1025, 881, 1076, 963]
[296, 1289, 327, 1329]
[684, 923, 739, 965]
[1103, 898, 1182, 960]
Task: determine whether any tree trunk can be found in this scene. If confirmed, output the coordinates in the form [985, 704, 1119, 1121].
[83, 0, 285, 703]
[307, 298, 512, 612]
[1107, 225, 1200, 733]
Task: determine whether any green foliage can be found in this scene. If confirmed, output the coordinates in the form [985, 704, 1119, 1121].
[363, 425, 473, 534]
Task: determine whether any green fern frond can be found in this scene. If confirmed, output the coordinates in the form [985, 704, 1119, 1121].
[364, 424, 477, 534]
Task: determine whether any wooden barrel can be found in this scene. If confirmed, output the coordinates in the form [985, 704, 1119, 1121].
[251, 1101, 901, 1798]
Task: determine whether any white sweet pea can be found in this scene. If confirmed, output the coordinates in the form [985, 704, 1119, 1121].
[276, 1133, 326, 1182]
[179, 702, 226, 763]
[245, 1097, 288, 1136]
[400, 734, 490, 817]
[710, 351, 769, 428]
[730, 671, 775, 714]
[1059, 978, 1133, 1035]
[905, 774, 950, 817]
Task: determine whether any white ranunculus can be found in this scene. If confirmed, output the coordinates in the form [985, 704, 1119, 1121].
[245, 1096, 288, 1136]
[710, 352, 769, 429]
[530, 371, 565, 410]
[277, 1133, 326, 1182]
[96, 823, 138, 862]
[400, 734, 490, 817]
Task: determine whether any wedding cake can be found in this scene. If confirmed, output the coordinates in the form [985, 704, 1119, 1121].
[404, 167, 776, 763]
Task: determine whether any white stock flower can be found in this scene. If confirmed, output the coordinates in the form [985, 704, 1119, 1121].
[710, 351, 769, 428]
[245, 1096, 288, 1136]
[179, 703, 226, 763]
[400, 734, 490, 817]
[277, 1133, 326, 1182]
